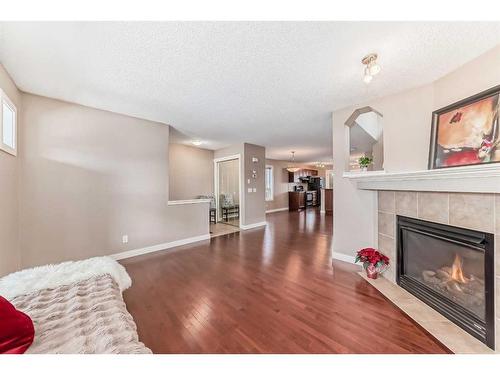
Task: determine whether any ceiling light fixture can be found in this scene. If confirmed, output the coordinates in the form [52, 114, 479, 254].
[362, 53, 380, 84]
[286, 151, 300, 173]
[191, 140, 203, 146]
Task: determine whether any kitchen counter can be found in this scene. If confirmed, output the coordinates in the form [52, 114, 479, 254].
[289, 190, 320, 211]
[288, 191, 305, 211]
[321, 188, 333, 215]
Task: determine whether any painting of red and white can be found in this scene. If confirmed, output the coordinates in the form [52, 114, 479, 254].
[433, 93, 499, 168]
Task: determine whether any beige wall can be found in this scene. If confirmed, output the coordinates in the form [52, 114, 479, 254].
[0, 64, 210, 274]
[19, 94, 209, 268]
[265, 158, 332, 211]
[169, 143, 214, 200]
[244, 143, 266, 225]
[332, 44, 500, 258]
[0, 65, 21, 276]
[265, 159, 290, 211]
[214, 143, 266, 226]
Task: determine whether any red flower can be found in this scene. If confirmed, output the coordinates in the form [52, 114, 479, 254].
[355, 248, 390, 269]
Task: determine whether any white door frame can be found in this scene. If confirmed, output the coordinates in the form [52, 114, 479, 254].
[325, 169, 334, 188]
[213, 154, 243, 226]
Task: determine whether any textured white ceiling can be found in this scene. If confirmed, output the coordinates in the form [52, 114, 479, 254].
[1, 22, 499, 162]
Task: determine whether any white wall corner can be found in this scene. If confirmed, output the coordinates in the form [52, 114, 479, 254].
[240, 221, 267, 230]
[332, 251, 359, 265]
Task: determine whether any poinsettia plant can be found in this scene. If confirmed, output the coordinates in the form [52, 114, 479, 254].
[355, 248, 389, 278]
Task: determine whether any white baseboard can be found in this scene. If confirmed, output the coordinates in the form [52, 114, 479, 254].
[240, 221, 267, 230]
[331, 251, 358, 264]
[265, 207, 288, 214]
[111, 234, 211, 261]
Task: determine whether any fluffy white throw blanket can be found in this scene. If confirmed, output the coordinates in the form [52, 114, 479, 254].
[0, 256, 132, 300]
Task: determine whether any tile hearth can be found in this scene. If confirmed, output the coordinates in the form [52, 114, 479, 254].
[376, 190, 500, 354]
[359, 272, 495, 354]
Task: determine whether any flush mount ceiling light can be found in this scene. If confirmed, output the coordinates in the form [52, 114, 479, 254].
[286, 151, 300, 173]
[362, 53, 381, 84]
[191, 140, 203, 146]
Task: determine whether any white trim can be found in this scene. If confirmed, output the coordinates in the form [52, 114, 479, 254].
[325, 169, 334, 189]
[213, 154, 241, 163]
[0, 88, 17, 156]
[239, 221, 267, 230]
[266, 207, 288, 213]
[332, 251, 359, 264]
[343, 164, 500, 193]
[214, 154, 242, 223]
[110, 234, 211, 261]
[343, 170, 387, 178]
[167, 199, 211, 205]
[265, 164, 274, 201]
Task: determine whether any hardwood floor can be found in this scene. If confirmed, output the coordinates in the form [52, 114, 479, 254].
[121, 209, 451, 354]
[210, 222, 240, 238]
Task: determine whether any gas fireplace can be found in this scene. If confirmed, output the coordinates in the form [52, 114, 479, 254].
[397, 216, 495, 349]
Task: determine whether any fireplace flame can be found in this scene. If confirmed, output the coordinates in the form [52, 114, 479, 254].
[450, 254, 468, 284]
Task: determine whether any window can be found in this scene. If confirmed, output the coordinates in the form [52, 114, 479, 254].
[0, 89, 17, 156]
[265, 165, 273, 201]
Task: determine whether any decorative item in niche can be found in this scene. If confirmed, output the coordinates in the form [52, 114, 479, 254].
[429, 85, 500, 169]
[252, 170, 257, 179]
[358, 156, 373, 172]
[345, 106, 384, 172]
[252, 157, 259, 163]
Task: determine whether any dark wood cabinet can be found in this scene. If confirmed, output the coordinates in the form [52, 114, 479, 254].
[324, 189, 333, 215]
[288, 191, 305, 211]
[287, 168, 319, 183]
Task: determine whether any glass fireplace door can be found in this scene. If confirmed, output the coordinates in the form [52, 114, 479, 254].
[397, 215, 494, 349]
[403, 229, 486, 320]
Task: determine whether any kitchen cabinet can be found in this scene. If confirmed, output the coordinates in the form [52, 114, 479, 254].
[324, 189, 333, 215]
[288, 191, 305, 211]
[287, 168, 319, 183]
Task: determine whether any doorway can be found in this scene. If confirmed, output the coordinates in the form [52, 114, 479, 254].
[213, 155, 241, 235]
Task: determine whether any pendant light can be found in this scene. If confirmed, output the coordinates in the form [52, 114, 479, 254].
[286, 151, 300, 173]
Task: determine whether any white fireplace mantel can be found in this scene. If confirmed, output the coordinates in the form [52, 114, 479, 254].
[343, 164, 500, 193]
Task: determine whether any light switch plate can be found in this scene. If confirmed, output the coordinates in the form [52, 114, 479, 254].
[247, 188, 252, 193]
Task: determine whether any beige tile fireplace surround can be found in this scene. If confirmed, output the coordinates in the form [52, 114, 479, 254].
[375, 190, 500, 354]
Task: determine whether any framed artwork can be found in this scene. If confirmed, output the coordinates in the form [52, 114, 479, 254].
[428, 85, 500, 169]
